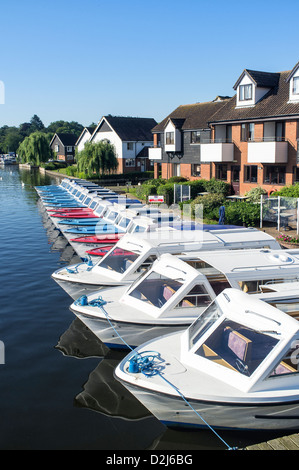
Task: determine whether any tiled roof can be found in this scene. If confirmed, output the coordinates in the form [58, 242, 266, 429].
[210, 70, 299, 124]
[233, 69, 280, 89]
[56, 133, 78, 146]
[152, 99, 230, 133]
[104, 116, 157, 141]
[86, 126, 96, 134]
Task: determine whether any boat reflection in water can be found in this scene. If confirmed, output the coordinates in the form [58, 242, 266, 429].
[56, 318, 155, 421]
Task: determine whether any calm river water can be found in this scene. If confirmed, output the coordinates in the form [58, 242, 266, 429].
[0, 166, 286, 451]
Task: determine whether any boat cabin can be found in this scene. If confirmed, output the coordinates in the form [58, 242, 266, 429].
[89, 228, 280, 284]
[181, 288, 299, 394]
[118, 249, 299, 321]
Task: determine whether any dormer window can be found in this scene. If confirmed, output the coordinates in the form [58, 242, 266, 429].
[239, 84, 253, 101]
[286, 62, 299, 102]
[166, 132, 174, 145]
[293, 77, 299, 95]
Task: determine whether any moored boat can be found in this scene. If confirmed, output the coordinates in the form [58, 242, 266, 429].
[115, 287, 299, 431]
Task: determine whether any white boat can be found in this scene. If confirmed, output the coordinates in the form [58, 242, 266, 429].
[115, 287, 299, 431]
[69, 248, 299, 349]
[65, 213, 181, 260]
[52, 227, 281, 299]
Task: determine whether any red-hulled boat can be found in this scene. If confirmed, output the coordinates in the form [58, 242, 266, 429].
[86, 246, 128, 257]
[70, 234, 124, 245]
[51, 211, 100, 219]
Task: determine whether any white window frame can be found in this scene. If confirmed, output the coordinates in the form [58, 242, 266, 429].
[293, 77, 299, 95]
[239, 84, 253, 101]
[125, 158, 135, 167]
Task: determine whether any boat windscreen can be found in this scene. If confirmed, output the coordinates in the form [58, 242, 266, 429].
[129, 271, 182, 308]
[99, 247, 139, 273]
[195, 318, 279, 377]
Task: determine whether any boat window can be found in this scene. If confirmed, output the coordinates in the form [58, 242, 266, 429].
[95, 205, 104, 214]
[136, 255, 157, 273]
[238, 278, 290, 294]
[129, 271, 183, 308]
[106, 210, 118, 221]
[188, 301, 222, 349]
[186, 260, 222, 276]
[89, 201, 97, 209]
[195, 319, 279, 376]
[117, 217, 131, 229]
[269, 343, 299, 377]
[186, 260, 231, 295]
[176, 284, 212, 309]
[84, 197, 91, 205]
[132, 225, 146, 233]
[101, 207, 110, 217]
[79, 194, 85, 201]
[99, 247, 139, 273]
[264, 298, 299, 320]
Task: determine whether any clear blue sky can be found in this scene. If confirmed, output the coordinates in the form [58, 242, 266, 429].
[1, 0, 299, 128]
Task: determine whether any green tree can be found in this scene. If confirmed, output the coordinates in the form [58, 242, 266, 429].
[77, 141, 118, 177]
[30, 114, 45, 132]
[17, 132, 53, 165]
[47, 120, 83, 138]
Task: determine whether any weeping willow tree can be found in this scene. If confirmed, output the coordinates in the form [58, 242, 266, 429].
[17, 132, 53, 164]
[77, 140, 118, 177]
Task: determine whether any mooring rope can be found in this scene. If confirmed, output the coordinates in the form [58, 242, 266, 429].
[66, 256, 94, 274]
[74, 294, 237, 450]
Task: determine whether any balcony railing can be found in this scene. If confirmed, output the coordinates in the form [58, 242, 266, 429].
[148, 147, 162, 160]
[247, 140, 288, 163]
[200, 141, 234, 162]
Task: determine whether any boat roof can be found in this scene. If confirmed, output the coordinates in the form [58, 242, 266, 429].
[187, 248, 299, 274]
[124, 226, 280, 248]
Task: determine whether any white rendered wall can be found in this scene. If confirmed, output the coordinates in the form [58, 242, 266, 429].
[289, 67, 299, 102]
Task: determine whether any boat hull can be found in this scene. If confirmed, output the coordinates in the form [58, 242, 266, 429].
[53, 278, 106, 299]
[71, 312, 189, 350]
[117, 381, 299, 431]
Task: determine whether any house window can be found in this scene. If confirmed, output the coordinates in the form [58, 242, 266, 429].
[276, 122, 285, 141]
[191, 131, 201, 143]
[294, 167, 299, 183]
[244, 165, 257, 183]
[125, 158, 135, 167]
[293, 77, 299, 95]
[127, 143, 134, 151]
[215, 164, 227, 181]
[264, 165, 286, 185]
[54, 144, 59, 152]
[226, 125, 232, 143]
[241, 123, 255, 142]
[166, 132, 174, 145]
[67, 146, 73, 152]
[239, 84, 253, 101]
[191, 164, 201, 177]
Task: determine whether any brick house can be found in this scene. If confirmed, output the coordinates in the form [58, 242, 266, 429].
[150, 61, 299, 195]
[149, 98, 230, 180]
